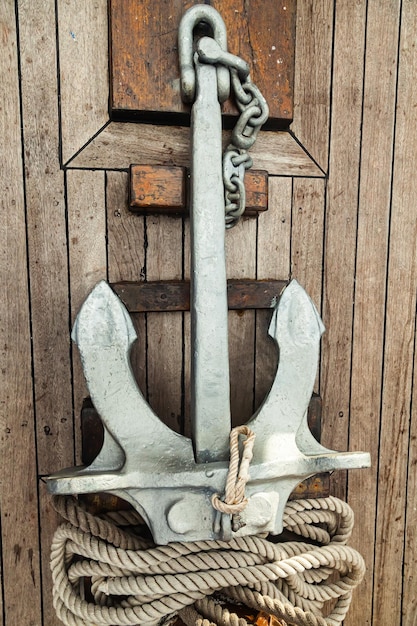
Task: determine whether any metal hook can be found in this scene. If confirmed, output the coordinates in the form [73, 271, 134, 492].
[178, 4, 230, 103]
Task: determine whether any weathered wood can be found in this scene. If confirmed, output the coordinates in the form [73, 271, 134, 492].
[106, 171, 147, 393]
[320, 1, 366, 502]
[130, 165, 268, 215]
[292, 0, 334, 171]
[109, 0, 295, 124]
[112, 279, 287, 313]
[0, 2, 42, 624]
[345, 2, 400, 624]
[68, 122, 324, 177]
[58, 0, 109, 164]
[146, 215, 184, 432]
[67, 170, 107, 463]
[404, 351, 417, 623]
[38, 481, 63, 626]
[130, 165, 187, 212]
[372, 1, 417, 623]
[225, 219, 257, 426]
[255, 177, 292, 410]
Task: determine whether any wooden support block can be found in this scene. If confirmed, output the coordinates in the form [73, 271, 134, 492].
[130, 165, 187, 211]
[112, 279, 287, 313]
[129, 165, 268, 215]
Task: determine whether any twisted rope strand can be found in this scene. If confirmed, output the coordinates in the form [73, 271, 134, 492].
[50, 495, 365, 626]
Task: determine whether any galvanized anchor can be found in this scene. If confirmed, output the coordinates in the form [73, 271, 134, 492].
[47, 5, 370, 544]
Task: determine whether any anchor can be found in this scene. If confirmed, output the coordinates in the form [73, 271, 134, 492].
[47, 5, 370, 544]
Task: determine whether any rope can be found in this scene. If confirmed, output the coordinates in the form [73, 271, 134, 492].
[211, 426, 256, 531]
[50, 495, 365, 626]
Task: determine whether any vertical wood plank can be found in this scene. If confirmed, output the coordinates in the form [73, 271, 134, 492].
[403, 336, 417, 624]
[292, 0, 333, 170]
[320, 0, 366, 501]
[39, 481, 62, 626]
[67, 169, 106, 462]
[255, 178, 292, 409]
[345, 2, 400, 624]
[291, 178, 325, 312]
[225, 219, 257, 426]
[373, 1, 417, 622]
[146, 216, 183, 432]
[291, 178, 325, 394]
[58, 0, 109, 164]
[106, 171, 147, 393]
[0, 1, 42, 624]
[18, 0, 73, 477]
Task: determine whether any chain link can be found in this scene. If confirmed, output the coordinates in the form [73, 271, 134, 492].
[196, 45, 269, 228]
[223, 69, 269, 227]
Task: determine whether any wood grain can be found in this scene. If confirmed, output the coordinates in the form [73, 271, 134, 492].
[146, 215, 184, 432]
[112, 279, 287, 312]
[19, 0, 72, 477]
[291, 178, 325, 313]
[225, 218, 257, 426]
[67, 170, 107, 463]
[372, 1, 417, 622]
[320, 0, 366, 502]
[255, 177, 292, 410]
[403, 345, 417, 623]
[58, 0, 109, 164]
[130, 165, 268, 215]
[109, 0, 295, 124]
[68, 122, 324, 177]
[292, 0, 333, 171]
[106, 170, 147, 394]
[345, 2, 400, 624]
[0, 1, 42, 624]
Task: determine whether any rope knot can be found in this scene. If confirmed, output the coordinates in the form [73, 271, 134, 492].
[211, 425, 256, 529]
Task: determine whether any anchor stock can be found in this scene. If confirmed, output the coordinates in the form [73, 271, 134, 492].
[46, 5, 370, 545]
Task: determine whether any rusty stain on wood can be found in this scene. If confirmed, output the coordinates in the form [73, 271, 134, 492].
[129, 165, 268, 215]
[109, 0, 296, 125]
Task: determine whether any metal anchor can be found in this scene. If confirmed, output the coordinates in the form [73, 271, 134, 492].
[47, 6, 370, 544]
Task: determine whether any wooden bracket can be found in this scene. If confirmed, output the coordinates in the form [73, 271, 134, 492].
[129, 165, 268, 216]
[111, 279, 286, 313]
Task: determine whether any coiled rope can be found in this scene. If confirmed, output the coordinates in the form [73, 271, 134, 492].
[50, 494, 365, 626]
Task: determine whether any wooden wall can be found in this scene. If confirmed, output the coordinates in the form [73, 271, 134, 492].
[1, 1, 416, 624]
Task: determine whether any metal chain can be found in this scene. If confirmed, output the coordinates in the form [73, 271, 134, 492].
[196, 40, 269, 228]
[224, 69, 269, 227]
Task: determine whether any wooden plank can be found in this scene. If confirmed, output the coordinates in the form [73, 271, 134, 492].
[130, 165, 268, 215]
[372, 1, 417, 623]
[38, 481, 63, 626]
[58, 0, 108, 164]
[255, 177, 292, 410]
[403, 339, 417, 623]
[19, 0, 73, 478]
[68, 122, 324, 177]
[226, 219, 257, 427]
[320, 1, 366, 502]
[146, 216, 184, 432]
[292, 0, 334, 171]
[112, 279, 287, 312]
[106, 170, 147, 394]
[291, 178, 325, 393]
[344, 2, 400, 624]
[291, 178, 325, 315]
[109, 0, 295, 124]
[0, 2, 42, 624]
[67, 170, 107, 463]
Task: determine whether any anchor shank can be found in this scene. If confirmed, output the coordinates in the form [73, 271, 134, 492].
[190, 58, 231, 463]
